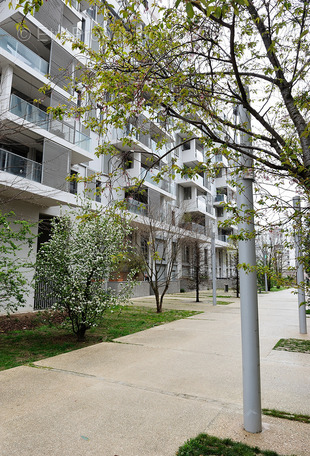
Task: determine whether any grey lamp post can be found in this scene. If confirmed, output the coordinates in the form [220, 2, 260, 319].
[236, 104, 262, 433]
[293, 196, 307, 334]
[211, 227, 217, 306]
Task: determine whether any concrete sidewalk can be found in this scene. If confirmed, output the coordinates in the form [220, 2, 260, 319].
[1, 289, 309, 456]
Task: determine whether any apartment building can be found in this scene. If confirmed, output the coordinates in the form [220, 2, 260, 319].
[0, 0, 236, 312]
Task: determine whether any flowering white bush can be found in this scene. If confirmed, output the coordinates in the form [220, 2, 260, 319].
[35, 204, 134, 340]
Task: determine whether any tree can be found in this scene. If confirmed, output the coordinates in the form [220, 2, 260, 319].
[256, 231, 293, 291]
[47, 0, 310, 200]
[132, 203, 185, 313]
[0, 211, 35, 313]
[182, 224, 210, 303]
[34, 203, 134, 340]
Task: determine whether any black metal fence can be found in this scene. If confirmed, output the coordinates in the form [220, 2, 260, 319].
[34, 281, 56, 310]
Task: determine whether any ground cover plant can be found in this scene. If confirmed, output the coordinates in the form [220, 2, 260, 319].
[0, 306, 200, 371]
[273, 338, 310, 354]
[176, 433, 290, 456]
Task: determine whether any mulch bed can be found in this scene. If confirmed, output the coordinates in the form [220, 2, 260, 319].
[0, 311, 66, 334]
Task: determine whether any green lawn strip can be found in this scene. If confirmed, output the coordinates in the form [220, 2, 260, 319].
[273, 338, 310, 354]
[306, 309, 310, 315]
[176, 433, 290, 456]
[262, 408, 310, 424]
[217, 300, 233, 305]
[269, 287, 288, 292]
[0, 306, 200, 371]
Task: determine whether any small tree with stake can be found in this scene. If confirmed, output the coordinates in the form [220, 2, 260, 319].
[34, 203, 134, 341]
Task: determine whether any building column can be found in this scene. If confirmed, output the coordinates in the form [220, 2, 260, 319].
[0, 64, 13, 114]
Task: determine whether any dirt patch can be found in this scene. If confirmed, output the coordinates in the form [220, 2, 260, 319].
[0, 311, 66, 334]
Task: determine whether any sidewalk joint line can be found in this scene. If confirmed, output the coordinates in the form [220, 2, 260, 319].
[28, 363, 242, 411]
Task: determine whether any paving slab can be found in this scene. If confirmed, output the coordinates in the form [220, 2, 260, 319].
[1, 288, 309, 456]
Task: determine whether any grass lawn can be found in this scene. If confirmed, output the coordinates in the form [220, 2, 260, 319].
[176, 433, 289, 456]
[0, 306, 200, 371]
[273, 338, 310, 354]
[262, 408, 310, 424]
[269, 286, 288, 292]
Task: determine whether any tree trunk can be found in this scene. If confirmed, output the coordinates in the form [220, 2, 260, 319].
[76, 324, 87, 341]
[195, 264, 200, 302]
[195, 242, 200, 302]
[154, 290, 162, 313]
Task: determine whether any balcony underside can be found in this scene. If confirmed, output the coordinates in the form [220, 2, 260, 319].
[0, 170, 78, 206]
[1, 116, 93, 165]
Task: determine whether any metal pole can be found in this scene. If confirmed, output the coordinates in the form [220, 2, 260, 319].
[211, 229, 217, 306]
[293, 196, 307, 334]
[237, 104, 262, 433]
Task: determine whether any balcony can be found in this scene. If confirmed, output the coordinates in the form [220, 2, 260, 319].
[10, 94, 49, 130]
[214, 194, 227, 205]
[183, 196, 206, 214]
[0, 28, 49, 75]
[140, 168, 171, 193]
[181, 221, 206, 235]
[125, 198, 148, 216]
[111, 127, 168, 158]
[181, 140, 204, 166]
[176, 173, 205, 189]
[10, 94, 91, 152]
[217, 234, 230, 243]
[0, 148, 42, 183]
[213, 153, 229, 167]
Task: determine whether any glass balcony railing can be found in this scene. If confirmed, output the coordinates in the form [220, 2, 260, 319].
[0, 28, 49, 75]
[0, 148, 42, 183]
[125, 198, 148, 216]
[214, 154, 223, 163]
[214, 194, 227, 203]
[10, 94, 91, 152]
[10, 94, 49, 130]
[140, 168, 171, 193]
[75, 129, 92, 152]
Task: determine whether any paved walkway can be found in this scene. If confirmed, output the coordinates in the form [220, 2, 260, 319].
[1, 289, 309, 456]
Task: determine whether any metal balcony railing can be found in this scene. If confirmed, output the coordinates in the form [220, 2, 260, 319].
[0, 28, 49, 75]
[0, 147, 42, 183]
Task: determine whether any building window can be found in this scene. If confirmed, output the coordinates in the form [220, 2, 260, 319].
[182, 141, 191, 151]
[141, 237, 148, 260]
[95, 181, 101, 202]
[217, 207, 224, 217]
[183, 245, 190, 263]
[184, 187, 191, 200]
[69, 170, 78, 194]
[204, 249, 208, 265]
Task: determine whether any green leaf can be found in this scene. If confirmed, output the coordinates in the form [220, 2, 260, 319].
[186, 2, 194, 18]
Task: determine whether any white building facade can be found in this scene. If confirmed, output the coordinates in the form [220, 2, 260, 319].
[0, 0, 236, 312]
